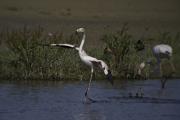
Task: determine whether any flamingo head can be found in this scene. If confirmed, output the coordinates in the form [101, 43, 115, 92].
[76, 28, 85, 33]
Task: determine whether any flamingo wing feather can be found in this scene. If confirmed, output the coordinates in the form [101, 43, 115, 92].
[90, 59, 113, 85]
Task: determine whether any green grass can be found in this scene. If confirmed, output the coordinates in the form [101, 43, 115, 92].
[0, 25, 179, 81]
[0, 26, 82, 80]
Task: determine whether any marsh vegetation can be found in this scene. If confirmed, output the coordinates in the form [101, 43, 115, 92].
[0, 24, 179, 80]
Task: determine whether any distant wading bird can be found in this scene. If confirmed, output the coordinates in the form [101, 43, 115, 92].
[152, 44, 175, 88]
[50, 28, 113, 103]
[136, 44, 174, 77]
[138, 44, 174, 75]
[152, 44, 173, 74]
[137, 62, 146, 77]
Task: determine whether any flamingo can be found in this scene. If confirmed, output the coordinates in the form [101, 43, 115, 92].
[137, 59, 153, 79]
[152, 44, 174, 75]
[138, 44, 173, 74]
[136, 44, 174, 77]
[153, 44, 172, 62]
[50, 28, 113, 102]
[152, 44, 175, 88]
[137, 62, 146, 76]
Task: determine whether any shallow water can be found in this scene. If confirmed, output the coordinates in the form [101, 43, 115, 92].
[0, 79, 180, 120]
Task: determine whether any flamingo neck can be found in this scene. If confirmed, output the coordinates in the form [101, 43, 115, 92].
[156, 58, 161, 74]
[79, 32, 86, 52]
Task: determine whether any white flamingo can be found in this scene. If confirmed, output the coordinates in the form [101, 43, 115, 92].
[137, 62, 146, 76]
[135, 44, 173, 78]
[152, 44, 174, 75]
[152, 44, 175, 88]
[51, 28, 113, 102]
[153, 44, 172, 62]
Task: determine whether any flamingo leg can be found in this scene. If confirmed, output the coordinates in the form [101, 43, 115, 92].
[157, 59, 162, 77]
[84, 67, 96, 103]
[160, 62, 162, 77]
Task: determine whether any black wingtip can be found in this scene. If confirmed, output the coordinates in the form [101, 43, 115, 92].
[106, 70, 113, 85]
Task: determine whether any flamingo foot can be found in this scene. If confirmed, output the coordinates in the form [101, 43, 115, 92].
[84, 96, 96, 104]
[83, 92, 96, 104]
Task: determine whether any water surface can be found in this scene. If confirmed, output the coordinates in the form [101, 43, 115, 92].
[0, 79, 180, 120]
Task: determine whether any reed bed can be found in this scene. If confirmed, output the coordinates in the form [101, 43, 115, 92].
[0, 25, 179, 80]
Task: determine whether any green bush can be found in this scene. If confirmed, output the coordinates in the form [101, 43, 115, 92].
[102, 24, 130, 78]
[0, 26, 86, 80]
[101, 24, 151, 79]
[0, 25, 179, 80]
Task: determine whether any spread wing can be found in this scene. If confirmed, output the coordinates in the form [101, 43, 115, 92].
[50, 43, 88, 56]
[50, 43, 79, 51]
[91, 59, 113, 85]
